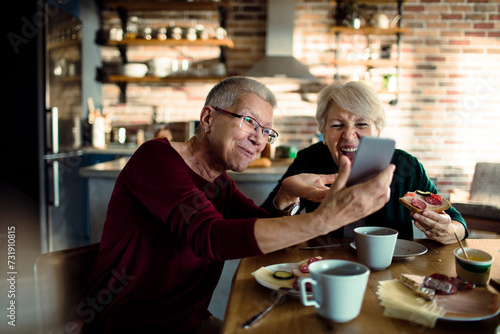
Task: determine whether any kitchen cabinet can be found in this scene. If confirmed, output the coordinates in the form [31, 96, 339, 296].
[330, 0, 409, 104]
[79, 157, 288, 242]
[95, 0, 234, 102]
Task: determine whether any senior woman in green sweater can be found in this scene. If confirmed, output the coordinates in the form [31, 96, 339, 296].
[262, 81, 467, 244]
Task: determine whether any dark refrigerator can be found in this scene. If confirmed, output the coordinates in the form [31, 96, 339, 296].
[2, 2, 88, 333]
[42, 3, 88, 253]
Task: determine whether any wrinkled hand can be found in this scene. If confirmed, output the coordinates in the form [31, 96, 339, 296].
[314, 156, 395, 233]
[412, 211, 456, 244]
[281, 173, 337, 203]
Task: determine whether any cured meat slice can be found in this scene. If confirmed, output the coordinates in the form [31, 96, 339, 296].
[411, 197, 427, 210]
[424, 194, 443, 206]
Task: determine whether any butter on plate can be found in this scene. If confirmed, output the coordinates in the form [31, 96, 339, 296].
[377, 279, 446, 328]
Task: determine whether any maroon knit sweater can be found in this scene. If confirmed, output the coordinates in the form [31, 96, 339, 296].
[72, 138, 267, 333]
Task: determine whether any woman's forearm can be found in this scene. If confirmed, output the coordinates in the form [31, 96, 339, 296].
[436, 220, 467, 245]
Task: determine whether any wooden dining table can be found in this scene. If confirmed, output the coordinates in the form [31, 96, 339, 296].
[221, 238, 500, 334]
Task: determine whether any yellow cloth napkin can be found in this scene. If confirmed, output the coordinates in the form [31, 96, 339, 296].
[376, 279, 446, 328]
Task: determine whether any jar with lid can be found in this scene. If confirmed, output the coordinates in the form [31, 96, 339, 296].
[170, 26, 183, 40]
[156, 27, 167, 40]
[186, 27, 197, 41]
[110, 24, 123, 41]
[125, 16, 139, 40]
[195, 24, 209, 40]
[141, 26, 153, 40]
[214, 27, 227, 40]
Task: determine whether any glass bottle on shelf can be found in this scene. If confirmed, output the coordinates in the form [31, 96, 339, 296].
[125, 16, 139, 40]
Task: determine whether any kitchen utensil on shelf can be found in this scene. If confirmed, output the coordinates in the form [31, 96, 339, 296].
[87, 97, 95, 124]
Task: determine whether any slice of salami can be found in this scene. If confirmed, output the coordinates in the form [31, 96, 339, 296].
[411, 197, 427, 210]
[423, 194, 443, 206]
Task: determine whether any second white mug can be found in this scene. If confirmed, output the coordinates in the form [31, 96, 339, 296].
[299, 259, 370, 323]
[354, 226, 398, 270]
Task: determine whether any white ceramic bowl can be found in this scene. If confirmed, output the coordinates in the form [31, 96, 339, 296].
[147, 58, 172, 77]
[121, 63, 148, 77]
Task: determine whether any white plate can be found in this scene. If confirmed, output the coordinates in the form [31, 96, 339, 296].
[437, 286, 500, 321]
[350, 239, 428, 259]
[254, 263, 304, 296]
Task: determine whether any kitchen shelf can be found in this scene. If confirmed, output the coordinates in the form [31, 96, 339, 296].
[102, 74, 227, 84]
[329, 0, 404, 5]
[332, 59, 399, 67]
[47, 39, 81, 51]
[102, 38, 234, 48]
[330, 0, 406, 105]
[330, 26, 410, 35]
[101, 1, 232, 12]
[96, 0, 233, 103]
[59, 75, 83, 83]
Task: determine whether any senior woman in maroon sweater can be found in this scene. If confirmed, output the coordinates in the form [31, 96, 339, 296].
[70, 77, 394, 334]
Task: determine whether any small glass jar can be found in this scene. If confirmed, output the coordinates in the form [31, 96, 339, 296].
[141, 27, 153, 40]
[110, 27, 123, 41]
[156, 27, 167, 40]
[125, 16, 139, 39]
[214, 27, 227, 40]
[186, 27, 197, 41]
[170, 26, 182, 40]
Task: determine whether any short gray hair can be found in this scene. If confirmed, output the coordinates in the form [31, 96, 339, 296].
[204, 76, 277, 110]
[316, 81, 386, 135]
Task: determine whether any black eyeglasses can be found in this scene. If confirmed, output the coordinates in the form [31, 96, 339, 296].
[212, 107, 279, 145]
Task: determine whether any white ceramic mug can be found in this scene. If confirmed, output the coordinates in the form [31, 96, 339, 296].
[354, 226, 398, 270]
[299, 260, 370, 323]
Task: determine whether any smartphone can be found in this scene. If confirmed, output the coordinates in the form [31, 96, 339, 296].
[346, 136, 395, 187]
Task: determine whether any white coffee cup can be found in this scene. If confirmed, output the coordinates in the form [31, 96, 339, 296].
[354, 226, 398, 270]
[299, 260, 370, 323]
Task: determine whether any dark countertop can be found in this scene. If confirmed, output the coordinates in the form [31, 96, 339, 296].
[83, 145, 137, 155]
[79, 157, 130, 178]
[79, 157, 289, 182]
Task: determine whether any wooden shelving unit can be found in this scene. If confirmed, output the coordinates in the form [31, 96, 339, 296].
[330, 0, 407, 104]
[96, 0, 233, 102]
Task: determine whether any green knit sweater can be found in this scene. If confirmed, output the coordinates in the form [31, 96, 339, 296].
[262, 142, 468, 240]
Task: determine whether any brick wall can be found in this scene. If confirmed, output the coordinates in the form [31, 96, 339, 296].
[100, 0, 500, 194]
[392, 0, 500, 194]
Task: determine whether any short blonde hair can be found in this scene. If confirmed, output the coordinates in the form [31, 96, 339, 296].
[316, 81, 386, 135]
